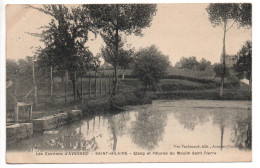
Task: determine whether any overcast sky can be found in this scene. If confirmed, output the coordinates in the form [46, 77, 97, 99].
[6, 4, 252, 65]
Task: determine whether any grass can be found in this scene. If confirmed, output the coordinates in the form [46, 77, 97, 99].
[6, 66, 251, 119]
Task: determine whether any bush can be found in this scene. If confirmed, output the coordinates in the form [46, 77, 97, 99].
[111, 90, 152, 107]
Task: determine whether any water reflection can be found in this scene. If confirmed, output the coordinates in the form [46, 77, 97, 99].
[30, 123, 100, 151]
[7, 100, 252, 153]
[173, 109, 209, 130]
[231, 113, 252, 150]
[211, 109, 251, 150]
[172, 107, 252, 150]
[107, 116, 117, 151]
[131, 108, 167, 150]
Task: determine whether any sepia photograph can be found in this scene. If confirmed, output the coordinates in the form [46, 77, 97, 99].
[5, 3, 252, 163]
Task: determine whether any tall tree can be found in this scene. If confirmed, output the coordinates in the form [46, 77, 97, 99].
[206, 3, 251, 96]
[85, 4, 157, 95]
[28, 5, 97, 101]
[234, 41, 252, 93]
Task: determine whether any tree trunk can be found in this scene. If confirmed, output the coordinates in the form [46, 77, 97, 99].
[220, 21, 227, 97]
[95, 72, 97, 95]
[122, 68, 126, 80]
[112, 20, 119, 96]
[112, 67, 118, 96]
[89, 75, 91, 97]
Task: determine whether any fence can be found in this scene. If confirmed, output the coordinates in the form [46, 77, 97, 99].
[6, 68, 127, 113]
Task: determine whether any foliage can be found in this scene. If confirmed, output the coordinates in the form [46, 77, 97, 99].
[175, 56, 199, 70]
[213, 63, 230, 78]
[206, 3, 251, 28]
[132, 45, 170, 91]
[6, 59, 19, 81]
[99, 46, 134, 70]
[85, 4, 157, 95]
[234, 41, 252, 80]
[206, 3, 240, 28]
[29, 5, 98, 78]
[237, 3, 252, 27]
[206, 3, 251, 96]
[197, 58, 211, 71]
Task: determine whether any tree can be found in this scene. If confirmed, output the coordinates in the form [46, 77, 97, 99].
[85, 4, 157, 95]
[29, 5, 97, 102]
[234, 41, 252, 93]
[100, 45, 134, 80]
[132, 45, 170, 92]
[206, 3, 252, 96]
[237, 3, 252, 27]
[6, 59, 19, 82]
[118, 49, 134, 80]
[213, 63, 230, 78]
[175, 56, 199, 70]
[197, 58, 211, 71]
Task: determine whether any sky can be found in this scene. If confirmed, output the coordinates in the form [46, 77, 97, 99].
[6, 4, 252, 65]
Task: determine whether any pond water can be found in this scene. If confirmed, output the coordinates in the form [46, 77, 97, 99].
[7, 100, 252, 156]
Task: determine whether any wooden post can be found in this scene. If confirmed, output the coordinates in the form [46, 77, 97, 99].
[108, 75, 111, 94]
[95, 72, 97, 95]
[29, 104, 33, 121]
[105, 76, 107, 93]
[100, 77, 102, 95]
[50, 65, 53, 102]
[81, 77, 83, 103]
[14, 105, 19, 123]
[65, 70, 68, 103]
[89, 75, 91, 97]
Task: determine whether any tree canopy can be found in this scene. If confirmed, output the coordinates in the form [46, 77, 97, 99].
[84, 4, 157, 95]
[234, 40, 252, 80]
[206, 3, 251, 96]
[132, 45, 170, 92]
[28, 5, 97, 77]
[175, 56, 199, 70]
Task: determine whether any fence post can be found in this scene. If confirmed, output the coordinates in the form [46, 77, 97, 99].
[108, 75, 111, 94]
[65, 70, 68, 103]
[89, 74, 91, 97]
[100, 77, 102, 95]
[105, 76, 107, 94]
[95, 72, 97, 95]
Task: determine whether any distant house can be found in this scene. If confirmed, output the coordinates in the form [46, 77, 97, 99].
[220, 54, 237, 68]
[100, 62, 113, 70]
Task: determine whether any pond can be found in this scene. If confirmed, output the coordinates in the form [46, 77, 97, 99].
[7, 100, 252, 157]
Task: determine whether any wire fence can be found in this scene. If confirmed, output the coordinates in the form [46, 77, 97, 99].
[6, 68, 129, 113]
